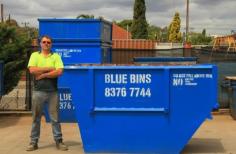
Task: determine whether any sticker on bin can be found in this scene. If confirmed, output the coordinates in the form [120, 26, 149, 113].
[59, 88, 75, 110]
[172, 73, 213, 86]
[94, 69, 169, 110]
[55, 48, 82, 58]
[104, 74, 152, 98]
[44, 87, 76, 123]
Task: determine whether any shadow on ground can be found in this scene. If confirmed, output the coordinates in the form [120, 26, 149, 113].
[0, 115, 21, 128]
[39, 141, 82, 150]
[181, 138, 225, 153]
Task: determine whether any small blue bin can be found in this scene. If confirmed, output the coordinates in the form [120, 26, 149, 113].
[62, 64, 217, 154]
[229, 86, 236, 119]
[226, 77, 236, 119]
[220, 79, 231, 108]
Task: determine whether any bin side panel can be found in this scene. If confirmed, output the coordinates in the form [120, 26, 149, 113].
[94, 69, 169, 110]
[169, 67, 217, 152]
[52, 44, 103, 65]
[39, 21, 101, 40]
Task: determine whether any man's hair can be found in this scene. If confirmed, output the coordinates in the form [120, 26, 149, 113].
[39, 35, 52, 43]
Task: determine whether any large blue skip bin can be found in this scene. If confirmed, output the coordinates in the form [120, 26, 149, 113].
[61, 65, 217, 154]
[38, 18, 112, 43]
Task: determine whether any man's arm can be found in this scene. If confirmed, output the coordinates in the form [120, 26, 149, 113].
[35, 68, 63, 80]
[29, 66, 55, 75]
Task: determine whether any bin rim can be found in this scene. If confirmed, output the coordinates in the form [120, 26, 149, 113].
[64, 64, 216, 70]
[38, 18, 112, 25]
[133, 57, 198, 62]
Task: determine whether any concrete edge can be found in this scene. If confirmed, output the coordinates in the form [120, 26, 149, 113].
[0, 111, 32, 116]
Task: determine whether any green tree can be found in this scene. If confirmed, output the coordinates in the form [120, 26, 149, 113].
[115, 19, 133, 32]
[202, 29, 206, 37]
[131, 0, 148, 39]
[168, 12, 182, 42]
[114, 19, 162, 40]
[77, 14, 95, 19]
[0, 23, 30, 94]
[160, 27, 169, 42]
[147, 24, 162, 40]
[189, 31, 213, 45]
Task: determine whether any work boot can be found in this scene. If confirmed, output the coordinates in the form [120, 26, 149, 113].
[26, 142, 38, 151]
[56, 140, 68, 151]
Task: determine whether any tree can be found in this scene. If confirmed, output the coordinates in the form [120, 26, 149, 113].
[131, 0, 148, 39]
[202, 29, 206, 37]
[160, 27, 169, 42]
[77, 14, 95, 19]
[147, 24, 162, 40]
[168, 12, 182, 42]
[114, 19, 162, 40]
[0, 23, 30, 94]
[115, 19, 133, 32]
[189, 30, 213, 45]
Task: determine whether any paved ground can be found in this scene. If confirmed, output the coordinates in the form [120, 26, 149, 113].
[0, 114, 236, 154]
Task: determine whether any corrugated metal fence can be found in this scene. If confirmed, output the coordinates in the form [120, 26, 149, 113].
[112, 40, 157, 64]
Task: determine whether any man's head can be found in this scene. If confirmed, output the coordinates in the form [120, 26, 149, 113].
[40, 35, 52, 52]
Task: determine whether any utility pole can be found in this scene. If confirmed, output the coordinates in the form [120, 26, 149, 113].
[22, 22, 29, 28]
[22, 22, 30, 37]
[126, 25, 129, 39]
[186, 0, 189, 42]
[22, 21, 32, 111]
[1, 4, 3, 23]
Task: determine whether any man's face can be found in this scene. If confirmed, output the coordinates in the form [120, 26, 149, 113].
[40, 37, 52, 51]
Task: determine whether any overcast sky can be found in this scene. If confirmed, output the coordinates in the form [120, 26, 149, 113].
[0, 0, 235, 35]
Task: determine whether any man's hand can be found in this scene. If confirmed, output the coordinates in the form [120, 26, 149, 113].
[35, 73, 48, 80]
[34, 68, 63, 80]
[29, 67, 55, 75]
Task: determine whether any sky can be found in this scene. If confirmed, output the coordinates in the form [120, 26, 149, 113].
[0, 0, 235, 35]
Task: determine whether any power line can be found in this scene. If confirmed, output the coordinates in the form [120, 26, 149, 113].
[181, 27, 236, 30]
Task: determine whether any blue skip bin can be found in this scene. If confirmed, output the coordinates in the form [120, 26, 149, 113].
[62, 65, 217, 154]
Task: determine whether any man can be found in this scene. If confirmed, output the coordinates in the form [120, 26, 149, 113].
[26, 35, 68, 151]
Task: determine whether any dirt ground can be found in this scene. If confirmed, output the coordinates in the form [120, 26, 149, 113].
[0, 114, 236, 154]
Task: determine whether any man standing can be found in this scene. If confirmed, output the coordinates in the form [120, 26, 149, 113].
[26, 35, 68, 151]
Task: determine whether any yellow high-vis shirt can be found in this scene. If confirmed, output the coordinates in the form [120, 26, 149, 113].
[27, 51, 64, 92]
[28, 51, 64, 69]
